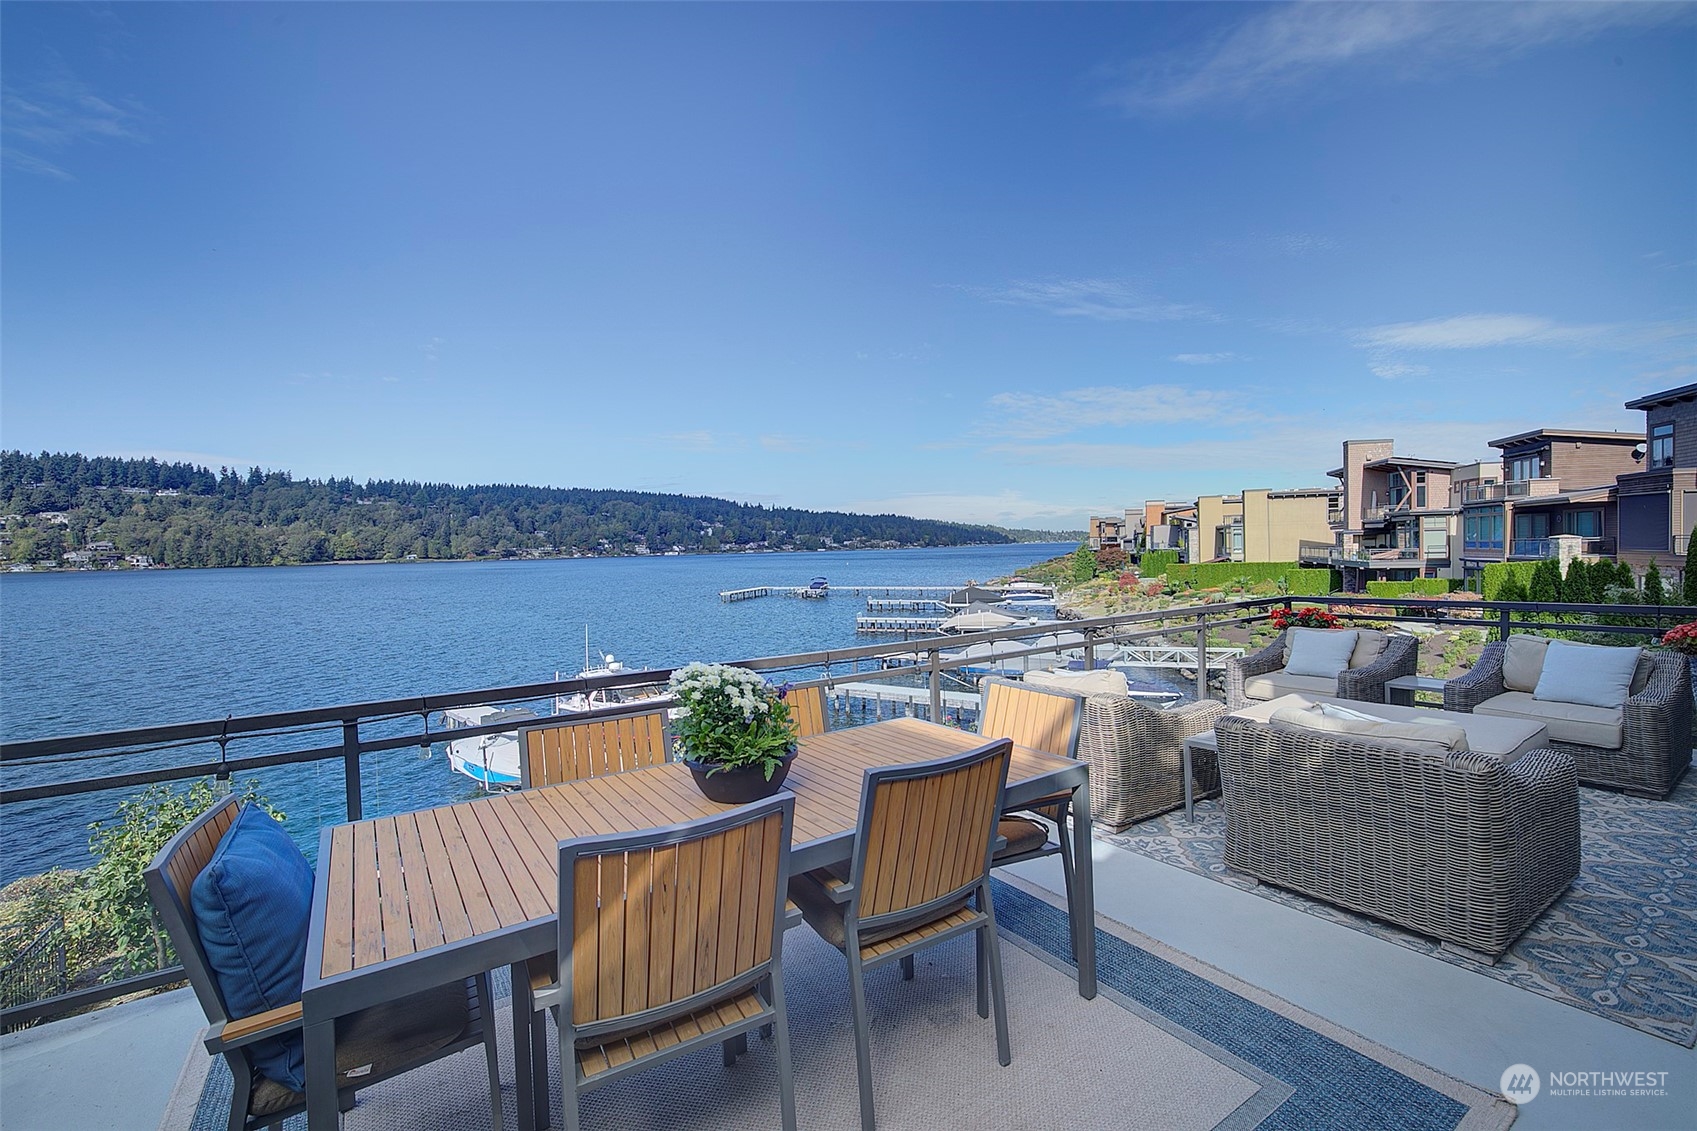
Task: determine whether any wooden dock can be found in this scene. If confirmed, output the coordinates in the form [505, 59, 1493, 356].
[865, 598, 950, 613]
[720, 586, 772, 602]
[855, 615, 946, 634]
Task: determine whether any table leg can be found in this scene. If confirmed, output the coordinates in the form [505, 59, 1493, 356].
[513, 964, 538, 1131]
[1183, 739, 1195, 821]
[304, 1016, 338, 1131]
[1069, 780, 1097, 999]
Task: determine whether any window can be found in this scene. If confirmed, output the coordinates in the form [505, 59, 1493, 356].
[1506, 451, 1549, 481]
[1514, 512, 1550, 540]
[1566, 510, 1602, 538]
[1464, 509, 1504, 550]
[1651, 423, 1674, 470]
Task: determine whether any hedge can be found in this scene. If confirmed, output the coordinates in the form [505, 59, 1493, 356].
[1163, 561, 1338, 595]
[1138, 549, 1180, 576]
[1481, 561, 1539, 601]
[1365, 579, 1461, 597]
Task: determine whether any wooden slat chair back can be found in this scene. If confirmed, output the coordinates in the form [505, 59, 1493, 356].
[854, 742, 1010, 925]
[531, 794, 798, 1131]
[785, 684, 830, 739]
[519, 705, 671, 788]
[979, 677, 1083, 759]
[976, 677, 1084, 900]
[789, 739, 1014, 1130]
[145, 797, 503, 1131]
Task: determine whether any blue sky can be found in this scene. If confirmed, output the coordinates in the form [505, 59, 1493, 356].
[3, 2, 1693, 529]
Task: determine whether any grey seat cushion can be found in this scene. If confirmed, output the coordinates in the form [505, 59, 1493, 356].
[1243, 671, 1338, 701]
[1475, 691, 1625, 749]
[249, 981, 471, 1116]
[789, 866, 970, 951]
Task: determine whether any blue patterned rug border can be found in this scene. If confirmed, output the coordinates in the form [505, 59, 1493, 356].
[990, 876, 1515, 1131]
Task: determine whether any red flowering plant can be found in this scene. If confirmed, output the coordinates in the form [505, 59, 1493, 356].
[1268, 605, 1341, 631]
[1660, 621, 1697, 656]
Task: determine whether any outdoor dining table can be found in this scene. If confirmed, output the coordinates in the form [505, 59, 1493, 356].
[299, 716, 1096, 1130]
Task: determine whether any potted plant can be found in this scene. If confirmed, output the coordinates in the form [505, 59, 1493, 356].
[1269, 605, 1341, 630]
[668, 662, 797, 803]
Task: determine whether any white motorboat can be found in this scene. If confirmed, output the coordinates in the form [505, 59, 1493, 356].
[442, 705, 537, 788]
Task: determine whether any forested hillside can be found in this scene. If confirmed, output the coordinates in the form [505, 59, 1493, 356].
[0, 451, 1012, 568]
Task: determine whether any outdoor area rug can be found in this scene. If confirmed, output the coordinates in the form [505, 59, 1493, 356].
[1103, 776, 1697, 1047]
[160, 877, 1512, 1131]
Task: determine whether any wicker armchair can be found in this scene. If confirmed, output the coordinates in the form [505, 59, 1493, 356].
[1078, 694, 1228, 831]
[1226, 629, 1417, 709]
[1444, 642, 1691, 799]
[1212, 714, 1580, 956]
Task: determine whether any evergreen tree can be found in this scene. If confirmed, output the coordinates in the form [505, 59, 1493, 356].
[1563, 558, 1594, 604]
[1496, 571, 1529, 604]
[1644, 560, 1666, 607]
[1527, 558, 1563, 603]
[1684, 527, 1697, 604]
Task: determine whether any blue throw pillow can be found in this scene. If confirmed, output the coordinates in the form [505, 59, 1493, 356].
[191, 805, 315, 1092]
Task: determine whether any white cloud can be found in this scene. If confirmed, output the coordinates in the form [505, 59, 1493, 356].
[1369, 362, 1432, 380]
[1171, 352, 1240, 365]
[758, 434, 803, 453]
[981, 383, 1249, 441]
[1105, 2, 1689, 116]
[2, 71, 151, 177]
[960, 278, 1212, 323]
[104, 448, 263, 472]
[1355, 313, 1605, 351]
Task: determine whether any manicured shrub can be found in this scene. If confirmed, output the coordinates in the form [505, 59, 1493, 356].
[1685, 528, 1697, 604]
[1139, 549, 1180, 576]
[1644, 560, 1666, 607]
[1528, 558, 1564, 603]
[1481, 561, 1538, 601]
[1365, 579, 1457, 597]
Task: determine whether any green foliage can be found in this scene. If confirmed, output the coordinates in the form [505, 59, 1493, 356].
[1072, 544, 1097, 582]
[1481, 561, 1538, 601]
[1686, 529, 1697, 604]
[1644, 560, 1666, 606]
[1494, 570, 1529, 604]
[1528, 558, 1564, 603]
[0, 450, 1011, 567]
[668, 664, 796, 779]
[70, 780, 281, 979]
[1158, 561, 1335, 595]
[1365, 579, 1458, 597]
[1139, 549, 1180, 576]
[1562, 558, 1595, 604]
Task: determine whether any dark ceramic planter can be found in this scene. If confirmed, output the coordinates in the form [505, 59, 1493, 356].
[683, 747, 796, 804]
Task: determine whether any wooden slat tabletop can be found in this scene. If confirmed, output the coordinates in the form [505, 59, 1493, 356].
[315, 717, 1076, 980]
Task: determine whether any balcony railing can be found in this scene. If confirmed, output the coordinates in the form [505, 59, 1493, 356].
[1509, 537, 1616, 559]
[1460, 483, 1506, 503]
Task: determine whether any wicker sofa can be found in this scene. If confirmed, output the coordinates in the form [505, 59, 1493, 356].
[1443, 638, 1691, 799]
[1212, 712, 1580, 956]
[1024, 669, 1226, 830]
[1226, 628, 1417, 709]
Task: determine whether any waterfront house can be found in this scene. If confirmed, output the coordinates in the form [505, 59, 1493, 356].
[1457, 428, 1642, 586]
[1616, 382, 1697, 579]
[1298, 439, 1463, 588]
[1199, 487, 1339, 564]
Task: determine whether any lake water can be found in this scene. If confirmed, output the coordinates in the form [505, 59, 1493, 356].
[0, 544, 1075, 883]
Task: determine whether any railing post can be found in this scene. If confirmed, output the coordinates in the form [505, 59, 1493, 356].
[928, 648, 942, 722]
[1083, 634, 1096, 671]
[1498, 606, 1512, 645]
[1195, 609, 1208, 701]
[342, 720, 363, 821]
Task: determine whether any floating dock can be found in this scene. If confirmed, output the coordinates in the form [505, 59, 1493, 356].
[865, 598, 950, 613]
[720, 587, 772, 602]
[855, 615, 946, 634]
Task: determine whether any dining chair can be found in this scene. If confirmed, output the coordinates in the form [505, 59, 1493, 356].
[784, 683, 830, 739]
[516, 704, 672, 788]
[145, 796, 503, 1131]
[520, 793, 799, 1131]
[977, 678, 1084, 903]
[789, 738, 1015, 1131]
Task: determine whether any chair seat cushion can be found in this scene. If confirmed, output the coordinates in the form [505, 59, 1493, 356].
[994, 816, 1050, 858]
[788, 868, 968, 951]
[1025, 668, 1129, 696]
[1475, 691, 1624, 749]
[1243, 671, 1337, 701]
[191, 806, 315, 1092]
[248, 980, 472, 1116]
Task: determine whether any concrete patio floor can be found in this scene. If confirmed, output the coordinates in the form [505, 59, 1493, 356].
[2, 837, 1691, 1131]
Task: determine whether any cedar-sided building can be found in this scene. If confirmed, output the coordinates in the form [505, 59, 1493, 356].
[1616, 383, 1697, 578]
